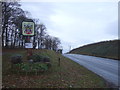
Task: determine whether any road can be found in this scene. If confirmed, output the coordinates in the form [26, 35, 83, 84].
[63, 54, 119, 87]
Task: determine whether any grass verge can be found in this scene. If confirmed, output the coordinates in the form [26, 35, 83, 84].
[2, 48, 108, 88]
[69, 40, 119, 60]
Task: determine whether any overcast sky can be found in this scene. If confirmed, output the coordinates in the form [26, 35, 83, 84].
[20, 1, 118, 53]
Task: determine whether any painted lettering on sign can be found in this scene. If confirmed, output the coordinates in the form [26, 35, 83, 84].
[25, 43, 33, 48]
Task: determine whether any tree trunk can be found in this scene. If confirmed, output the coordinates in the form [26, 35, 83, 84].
[5, 25, 8, 47]
[10, 28, 14, 48]
[13, 30, 17, 48]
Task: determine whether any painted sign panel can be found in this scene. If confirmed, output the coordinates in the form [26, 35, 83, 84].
[22, 22, 34, 36]
[25, 43, 33, 48]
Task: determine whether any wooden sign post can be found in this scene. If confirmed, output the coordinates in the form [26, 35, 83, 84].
[22, 21, 35, 60]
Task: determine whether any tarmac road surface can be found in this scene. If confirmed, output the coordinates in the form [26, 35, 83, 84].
[63, 54, 119, 87]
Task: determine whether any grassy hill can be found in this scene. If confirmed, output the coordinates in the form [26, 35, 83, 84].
[69, 40, 119, 60]
[2, 48, 110, 88]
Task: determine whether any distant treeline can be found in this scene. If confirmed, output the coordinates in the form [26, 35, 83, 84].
[69, 40, 119, 60]
[1, 1, 61, 51]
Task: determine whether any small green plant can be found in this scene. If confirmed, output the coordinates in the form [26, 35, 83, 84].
[20, 63, 30, 72]
[13, 62, 49, 75]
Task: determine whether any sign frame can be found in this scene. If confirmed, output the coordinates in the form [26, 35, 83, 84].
[22, 21, 35, 36]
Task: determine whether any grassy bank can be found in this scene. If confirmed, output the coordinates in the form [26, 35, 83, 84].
[69, 40, 119, 60]
[2, 48, 108, 88]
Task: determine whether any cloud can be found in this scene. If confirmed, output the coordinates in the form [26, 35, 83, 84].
[105, 20, 118, 36]
[21, 2, 118, 53]
[21, 0, 119, 2]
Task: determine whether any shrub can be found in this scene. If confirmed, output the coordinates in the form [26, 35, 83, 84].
[42, 56, 51, 68]
[29, 54, 51, 63]
[43, 56, 50, 63]
[10, 54, 23, 64]
[30, 54, 44, 62]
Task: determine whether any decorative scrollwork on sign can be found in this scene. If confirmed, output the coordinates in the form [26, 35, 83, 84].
[22, 22, 34, 36]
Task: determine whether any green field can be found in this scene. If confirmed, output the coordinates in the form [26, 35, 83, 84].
[2, 48, 109, 88]
[69, 40, 119, 60]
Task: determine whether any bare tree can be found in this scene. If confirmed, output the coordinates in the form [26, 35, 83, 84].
[2, 1, 61, 50]
[51, 37, 61, 51]
[2, 2, 21, 47]
[43, 35, 61, 51]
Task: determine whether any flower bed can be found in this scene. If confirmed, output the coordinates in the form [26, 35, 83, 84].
[10, 53, 51, 75]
